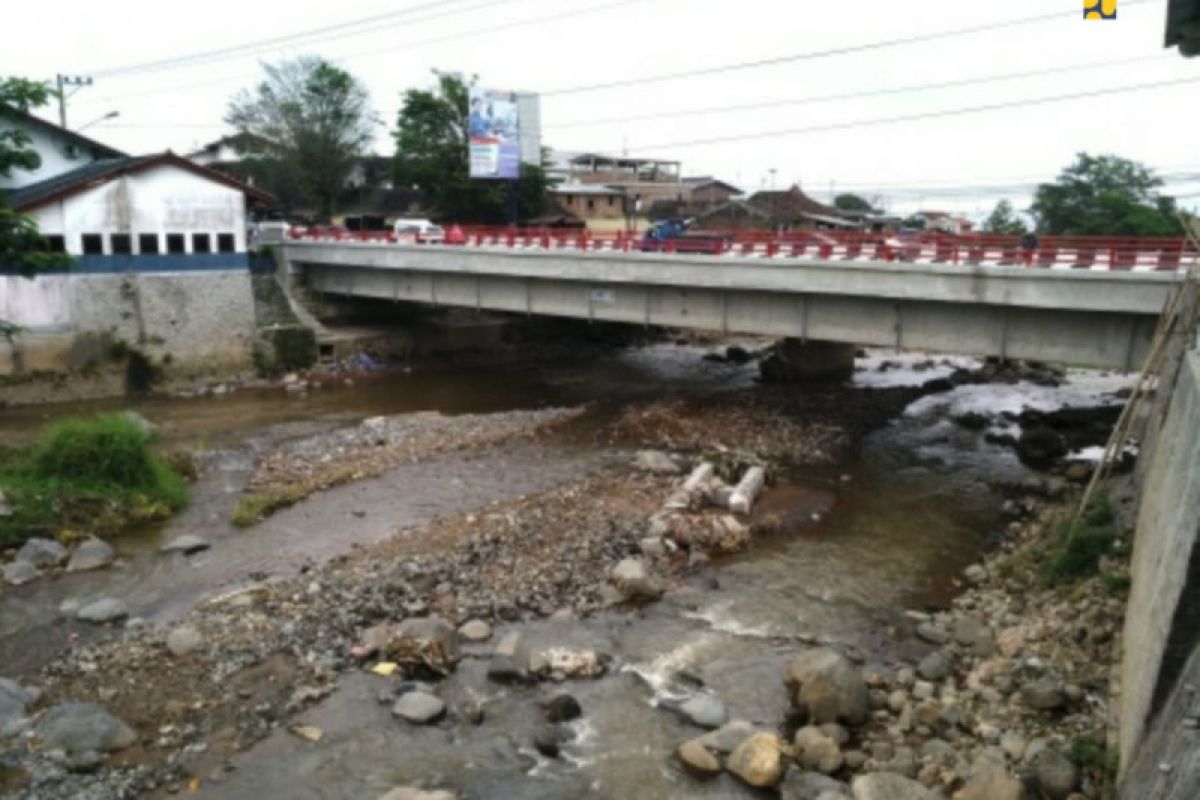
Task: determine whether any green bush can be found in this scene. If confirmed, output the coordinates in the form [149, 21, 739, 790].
[1040, 494, 1120, 586]
[0, 414, 186, 546]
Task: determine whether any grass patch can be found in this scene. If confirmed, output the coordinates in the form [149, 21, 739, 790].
[232, 485, 312, 528]
[1038, 493, 1124, 586]
[1070, 734, 1119, 783]
[0, 414, 187, 547]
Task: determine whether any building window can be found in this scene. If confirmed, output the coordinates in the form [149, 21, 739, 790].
[81, 234, 104, 255]
[608, 197, 616, 207]
[587, 199, 595, 211]
[42, 235, 66, 253]
[138, 234, 160, 255]
[166, 233, 186, 254]
[110, 234, 132, 255]
[191, 233, 211, 254]
[216, 233, 236, 253]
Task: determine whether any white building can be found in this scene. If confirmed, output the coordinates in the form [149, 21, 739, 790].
[2, 113, 273, 382]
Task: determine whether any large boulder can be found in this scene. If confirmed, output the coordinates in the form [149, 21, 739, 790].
[850, 773, 939, 800]
[785, 648, 870, 726]
[35, 703, 136, 753]
[391, 691, 446, 725]
[728, 732, 784, 789]
[76, 598, 129, 624]
[609, 558, 664, 601]
[3, 561, 38, 586]
[384, 617, 460, 676]
[488, 632, 530, 682]
[16, 538, 66, 568]
[1021, 678, 1066, 712]
[794, 726, 844, 774]
[677, 694, 729, 729]
[696, 720, 758, 754]
[66, 538, 115, 573]
[677, 738, 721, 777]
[1033, 750, 1078, 799]
[957, 756, 1025, 800]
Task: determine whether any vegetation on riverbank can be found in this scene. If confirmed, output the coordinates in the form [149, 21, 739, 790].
[0, 414, 187, 547]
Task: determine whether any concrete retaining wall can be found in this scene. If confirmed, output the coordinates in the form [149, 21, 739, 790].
[0, 271, 256, 382]
[1119, 285, 1200, 796]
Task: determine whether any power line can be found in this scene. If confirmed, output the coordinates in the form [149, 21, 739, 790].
[544, 55, 1167, 129]
[630, 76, 1200, 151]
[80, 0, 644, 109]
[90, 0, 507, 78]
[542, 0, 1162, 96]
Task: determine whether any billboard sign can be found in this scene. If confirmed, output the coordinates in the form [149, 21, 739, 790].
[468, 87, 540, 180]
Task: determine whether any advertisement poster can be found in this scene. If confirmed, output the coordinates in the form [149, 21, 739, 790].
[468, 87, 521, 180]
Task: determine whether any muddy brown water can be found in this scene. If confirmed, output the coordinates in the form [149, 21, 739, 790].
[0, 344, 1070, 799]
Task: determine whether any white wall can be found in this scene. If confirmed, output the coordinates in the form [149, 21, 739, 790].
[0, 122, 106, 190]
[0, 275, 71, 329]
[29, 163, 248, 254]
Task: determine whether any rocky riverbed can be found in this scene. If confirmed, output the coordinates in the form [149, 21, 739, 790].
[0, 346, 1137, 799]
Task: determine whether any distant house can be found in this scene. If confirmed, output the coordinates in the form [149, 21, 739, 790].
[694, 200, 772, 231]
[186, 132, 272, 169]
[720, 184, 862, 231]
[549, 182, 625, 222]
[0, 108, 126, 191]
[682, 177, 742, 210]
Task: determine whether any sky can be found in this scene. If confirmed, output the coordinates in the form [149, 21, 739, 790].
[5, 0, 1198, 220]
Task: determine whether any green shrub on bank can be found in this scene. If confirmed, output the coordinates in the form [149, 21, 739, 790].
[1039, 493, 1124, 586]
[0, 414, 187, 547]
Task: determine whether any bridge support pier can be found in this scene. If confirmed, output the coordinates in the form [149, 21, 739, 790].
[760, 338, 856, 383]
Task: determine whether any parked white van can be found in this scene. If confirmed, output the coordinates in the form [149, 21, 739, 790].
[393, 218, 444, 243]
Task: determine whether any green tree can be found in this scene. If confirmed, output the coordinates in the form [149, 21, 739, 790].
[227, 57, 375, 221]
[1031, 153, 1182, 236]
[393, 71, 549, 224]
[1, 77, 71, 342]
[834, 193, 875, 213]
[1, 77, 70, 278]
[982, 199, 1029, 235]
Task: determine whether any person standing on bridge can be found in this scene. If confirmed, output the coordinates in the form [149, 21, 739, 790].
[1020, 232, 1040, 265]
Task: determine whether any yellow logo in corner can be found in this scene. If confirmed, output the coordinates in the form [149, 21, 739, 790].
[1084, 0, 1117, 19]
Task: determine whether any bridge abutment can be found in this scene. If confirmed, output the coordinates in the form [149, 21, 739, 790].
[760, 338, 856, 382]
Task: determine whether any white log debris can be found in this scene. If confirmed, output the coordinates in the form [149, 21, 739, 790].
[729, 466, 766, 515]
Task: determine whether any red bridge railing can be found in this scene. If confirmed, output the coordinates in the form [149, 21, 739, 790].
[286, 226, 1199, 272]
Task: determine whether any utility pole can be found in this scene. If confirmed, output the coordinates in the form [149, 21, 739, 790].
[54, 74, 94, 129]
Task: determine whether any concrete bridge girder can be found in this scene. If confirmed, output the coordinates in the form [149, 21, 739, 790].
[282, 245, 1178, 371]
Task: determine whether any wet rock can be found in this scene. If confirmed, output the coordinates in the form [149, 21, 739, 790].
[76, 598, 128, 624]
[16, 537, 66, 568]
[385, 617, 460, 676]
[677, 738, 721, 777]
[794, 726, 844, 774]
[677, 694, 728, 729]
[166, 625, 204, 656]
[538, 646, 605, 679]
[159, 535, 211, 555]
[917, 651, 951, 682]
[1021, 678, 1066, 711]
[488, 633, 529, 682]
[1001, 731, 1027, 762]
[728, 732, 784, 789]
[543, 694, 582, 723]
[1033, 750, 1078, 799]
[66, 538, 115, 573]
[786, 648, 870, 725]
[781, 770, 851, 800]
[377, 788, 458, 800]
[35, 703, 136, 754]
[609, 558, 664, 601]
[457, 619, 492, 642]
[850, 772, 938, 800]
[0, 678, 35, 733]
[696, 719, 758, 753]
[639, 537, 667, 558]
[916, 622, 948, 645]
[634, 450, 682, 474]
[964, 564, 988, 584]
[3, 560, 38, 586]
[391, 691, 446, 724]
[531, 723, 566, 758]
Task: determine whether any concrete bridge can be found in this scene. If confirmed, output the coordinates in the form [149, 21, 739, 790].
[279, 239, 1188, 372]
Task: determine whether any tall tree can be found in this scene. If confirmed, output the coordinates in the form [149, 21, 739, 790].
[1, 77, 71, 340]
[393, 71, 549, 224]
[982, 199, 1028, 235]
[227, 57, 375, 221]
[1031, 153, 1183, 236]
[834, 193, 875, 213]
